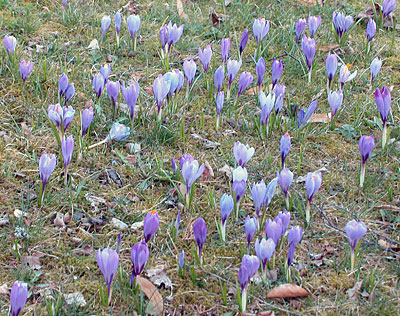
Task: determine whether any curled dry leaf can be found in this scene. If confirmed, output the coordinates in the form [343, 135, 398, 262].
[21, 255, 41, 270]
[308, 113, 331, 123]
[64, 292, 87, 307]
[266, 283, 309, 299]
[0, 283, 10, 295]
[135, 276, 164, 315]
[176, 0, 188, 21]
[347, 281, 363, 301]
[201, 160, 214, 180]
[87, 39, 99, 50]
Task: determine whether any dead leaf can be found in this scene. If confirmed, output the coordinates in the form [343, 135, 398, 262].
[64, 292, 86, 307]
[347, 281, 363, 301]
[130, 72, 141, 81]
[54, 212, 65, 228]
[246, 87, 258, 95]
[318, 44, 340, 52]
[87, 39, 99, 50]
[190, 133, 220, 148]
[308, 113, 330, 123]
[21, 255, 41, 270]
[135, 276, 163, 315]
[357, 3, 380, 20]
[209, 8, 223, 26]
[218, 164, 233, 181]
[378, 239, 389, 249]
[126, 155, 137, 165]
[176, 0, 188, 20]
[201, 160, 214, 180]
[266, 284, 309, 299]
[74, 245, 95, 256]
[144, 86, 153, 95]
[295, 0, 323, 6]
[267, 269, 278, 282]
[0, 283, 10, 295]
[146, 266, 173, 289]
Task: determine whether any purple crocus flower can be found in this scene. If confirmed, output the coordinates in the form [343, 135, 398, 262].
[255, 238, 275, 279]
[216, 91, 224, 116]
[105, 122, 130, 142]
[227, 59, 242, 88]
[359, 135, 375, 165]
[278, 168, 293, 200]
[179, 153, 194, 169]
[256, 57, 266, 89]
[345, 220, 367, 251]
[107, 80, 120, 118]
[153, 74, 169, 115]
[101, 16, 112, 40]
[100, 64, 111, 83]
[10, 281, 28, 316]
[271, 59, 283, 89]
[238, 265, 249, 292]
[298, 100, 318, 127]
[339, 64, 357, 90]
[115, 12, 121, 36]
[143, 210, 159, 242]
[164, 71, 179, 98]
[295, 19, 307, 43]
[221, 38, 230, 63]
[274, 84, 285, 114]
[245, 216, 257, 251]
[259, 92, 275, 126]
[214, 66, 225, 92]
[171, 157, 177, 178]
[93, 73, 105, 99]
[61, 135, 74, 170]
[305, 171, 322, 203]
[130, 241, 149, 286]
[193, 217, 207, 263]
[370, 57, 382, 84]
[175, 69, 185, 92]
[277, 211, 291, 235]
[239, 29, 249, 56]
[308, 16, 321, 38]
[232, 166, 248, 215]
[183, 59, 197, 86]
[366, 19, 376, 41]
[166, 22, 184, 48]
[235, 72, 253, 104]
[241, 255, 260, 280]
[332, 12, 354, 42]
[175, 211, 180, 237]
[251, 180, 267, 218]
[287, 226, 303, 266]
[326, 53, 338, 91]
[178, 250, 185, 269]
[63, 0, 67, 9]
[3, 35, 17, 56]
[59, 73, 69, 97]
[382, 0, 397, 18]
[122, 81, 140, 122]
[127, 15, 141, 39]
[220, 193, 234, 241]
[280, 133, 291, 169]
[265, 218, 283, 247]
[47, 103, 75, 132]
[81, 106, 94, 137]
[181, 157, 205, 195]
[301, 35, 316, 71]
[198, 45, 212, 73]
[96, 248, 119, 301]
[64, 83, 75, 104]
[39, 152, 57, 194]
[159, 26, 168, 50]
[19, 59, 34, 85]
[253, 18, 270, 44]
[328, 90, 343, 120]
[375, 86, 391, 126]
[265, 177, 278, 207]
[233, 141, 255, 167]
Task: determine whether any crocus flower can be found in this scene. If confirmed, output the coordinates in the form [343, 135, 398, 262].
[216, 91, 224, 117]
[100, 64, 111, 83]
[287, 226, 303, 266]
[375, 86, 391, 148]
[245, 216, 257, 252]
[235, 72, 253, 104]
[253, 18, 270, 44]
[143, 210, 159, 242]
[251, 180, 267, 218]
[298, 100, 318, 127]
[227, 59, 242, 89]
[259, 91, 275, 127]
[274, 84, 285, 114]
[232, 166, 248, 217]
[382, 0, 397, 18]
[239, 255, 260, 312]
[214, 66, 225, 92]
[280, 133, 291, 169]
[255, 238, 275, 279]
[61, 135, 74, 170]
[332, 12, 354, 42]
[278, 168, 293, 207]
[193, 217, 207, 264]
[64, 83, 75, 104]
[328, 90, 343, 123]
[183, 59, 197, 87]
[105, 122, 130, 142]
[339, 64, 357, 89]
[127, 15, 141, 39]
[159, 26, 168, 50]
[96, 248, 119, 303]
[153, 74, 169, 115]
[179, 153, 194, 169]
[366, 19, 376, 42]
[266, 218, 283, 247]
[19, 59, 34, 86]
[345, 220, 367, 269]
[239, 29, 249, 56]
[264, 177, 278, 208]
[326, 53, 338, 91]
[115, 12, 121, 36]
[198, 45, 212, 73]
[178, 250, 185, 269]
[220, 193, 234, 241]
[301, 35, 316, 73]
[308, 16, 321, 38]
[256, 57, 266, 90]
[39, 152, 57, 204]
[3, 35, 17, 56]
[175, 69, 185, 93]
[62, 0, 67, 9]
[181, 157, 205, 197]
[277, 211, 291, 235]
[370, 57, 382, 84]
[305, 171, 322, 223]
[59, 73, 69, 97]
[233, 141, 255, 167]
[122, 81, 140, 122]
[130, 241, 149, 286]
[81, 106, 94, 137]
[166, 22, 184, 48]
[221, 38, 230, 63]
[359, 135, 375, 187]
[271, 59, 283, 89]
[10, 281, 28, 316]
[107, 81, 120, 118]
[175, 211, 180, 238]
[47, 103, 75, 132]
[295, 19, 307, 43]
[93, 73, 105, 99]
[101, 16, 111, 40]
[164, 71, 179, 99]
[241, 255, 260, 280]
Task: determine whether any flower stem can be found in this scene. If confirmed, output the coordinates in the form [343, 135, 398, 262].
[382, 123, 387, 149]
[359, 163, 366, 188]
[88, 138, 108, 149]
[306, 200, 311, 223]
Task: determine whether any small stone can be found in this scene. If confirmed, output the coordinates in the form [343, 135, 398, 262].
[111, 218, 128, 230]
[131, 221, 144, 231]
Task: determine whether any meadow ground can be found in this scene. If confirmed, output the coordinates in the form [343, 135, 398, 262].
[0, 0, 399, 315]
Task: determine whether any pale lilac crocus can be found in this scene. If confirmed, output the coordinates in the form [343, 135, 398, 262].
[287, 226, 303, 266]
[93, 73, 105, 99]
[239, 255, 260, 312]
[305, 171, 322, 223]
[235, 72, 253, 105]
[127, 15, 141, 40]
[232, 166, 248, 218]
[19, 59, 34, 86]
[298, 100, 318, 127]
[130, 241, 149, 286]
[332, 12, 354, 42]
[301, 35, 316, 82]
[3, 35, 17, 56]
[256, 57, 266, 91]
[10, 281, 28, 316]
[278, 168, 293, 208]
[96, 248, 119, 304]
[216, 91, 224, 129]
[64, 83, 75, 104]
[62, 0, 67, 9]
[166, 22, 184, 50]
[370, 57, 382, 84]
[143, 210, 159, 242]
[255, 238, 275, 280]
[239, 29, 249, 57]
[198, 45, 212, 73]
[181, 156, 205, 200]
[220, 193, 234, 241]
[328, 90, 343, 126]
[375, 86, 391, 148]
[280, 133, 291, 169]
[193, 217, 207, 264]
[100, 64, 111, 83]
[233, 141, 255, 167]
[251, 180, 267, 218]
[39, 152, 57, 206]
[153, 74, 169, 118]
[245, 216, 257, 252]
[264, 177, 278, 209]
[81, 106, 94, 137]
[259, 91, 275, 127]
[271, 59, 283, 89]
[61, 135, 74, 172]
[59, 73, 69, 97]
[266, 218, 283, 247]
[178, 250, 185, 270]
[47, 103, 75, 134]
[221, 38, 230, 63]
[107, 80, 120, 119]
[277, 211, 291, 235]
[274, 84, 285, 114]
[164, 70, 179, 99]
[101, 16, 112, 40]
[326, 53, 338, 92]
[366, 19, 376, 42]
[122, 81, 140, 123]
[115, 12, 121, 46]
[105, 122, 130, 142]
[345, 220, 367, 270]
[214, 65, 225, 93]
[227, 59, 242, 97]
[253, 18, 270, 45]
[295, 19, 307, 43]
[382, 0, 397, 18]
[359, 135, 375, 187]
[183, 59, 196, 97]
[308, 16, 321, 38]
[339, 64, 357, 89]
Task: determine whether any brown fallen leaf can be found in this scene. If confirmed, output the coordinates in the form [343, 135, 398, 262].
[246, 87, 258, 95]
[347, 281, 363, 301]
[201, 160, 214, 180]
[266, 283, 309, 299]
[21, 255, 41, 270]
[54, 212, 65, 228]
[209, 8, 223, 26]
[74, 245, 95, 256]
[357, 3, 380, 20]
[144, 86, 153, 95]
[135, 276, 163, 315]
[176, 0, 188, 21]
[318, 44, 340, 52]
[0, 283, 10, 295]
[308, 113, 330, 123]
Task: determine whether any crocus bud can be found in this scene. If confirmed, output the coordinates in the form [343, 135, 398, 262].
[3, 35, 17, 56]
[62, 106, 75, 131]
[238, 265, 249, 291]
[164, 71, 179, 98]
[305, 171, 322, 203]
[175, 69, 185, 93]
[236, 72, 253, 102]
[178, 250, 185, 269]
[295, 19, 307, 43]
[255, 238, 275, 278]
[308, 15, 321, 38]
[359, 135, 375, 165]
[39, 152, 57, 191]
[101, 16, 111, 40]
[245, 216, 257, 251]
[301, 35, 316, 71]
[106, 122, 130, 142]
[326, 53, 338, 90]
[193, 217, 207, 263]
[278, 168, 293, 199]
[366, 19, 376, 41]
[64, 83, 75, 104]
[375, 86, 391, 126]
[143, 210, 159, 242]
[216, 91, 224, 116]
[266, 218, 283, 247]
[96, 248, 119, 300]
[198, 45, 212, 73]
[328, 90, 343, 119]
[220, 193, 234, 226]
[221, 38, 231, 63]
[183, 59, 197, 86]
[227, 59, 242, 88]
[58, 73, 69, 97]
[130, 241, 149, 286]
[181, 157, 205, 195]
[241, 255, 260, 279]
[171, 157, 177, 178]
[19, 59, 34, 85]
[280, 133, 291, 168]
[81, 107, 94, 137]
[159, 25, 168, 50]
[239, 29, 249, 56]
[332, 12, 353, 41]
[345, 220, 367, 251]
[382, 0, 397, 18]
[259, 91, 275, 126]
[93, 73, 105, 99]
[339, 64, 357, 89]
[127, 15, 141, 39]
[61, 135, 74, 169]
[370, 57, 382, 84]
[277, 211, 291, 234]
[253, 18, 270, 44]
[166, 22, 184, 48]
[214, 66, 225, 92]
[233, 141, 255, 167]
[100, 64, 111, 83]
[251, 180, 267, 218]
[153, 74, 169, 114]
[122, 81, 140, 122]
[175, 211, 180, 236]
[115, 12, 121, 35]
[271, 59, 283, 88]
[107, 80, 120, 116]
[274, 84, 285, 113]
[10, 281, 28, 316]
[287, 226, 303, 266]
[298, 100, 318, 127]
[256, 57, 266, 90]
